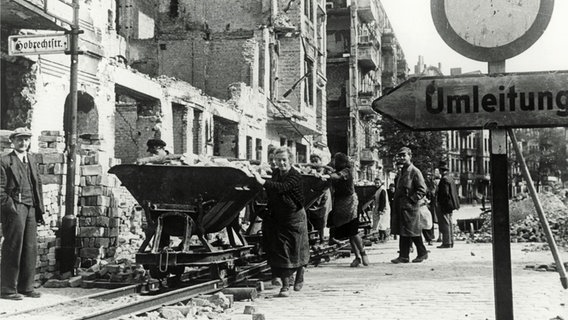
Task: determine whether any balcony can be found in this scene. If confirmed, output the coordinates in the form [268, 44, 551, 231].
[357, 0, 379, 23]
[381, 30, 395, 51]
[1, 0, 72, 31]
[358, 43, 378, 69]
[360, 148, 379, 163]
[357, 93, 376, 115]
[461, 148, 476, 157]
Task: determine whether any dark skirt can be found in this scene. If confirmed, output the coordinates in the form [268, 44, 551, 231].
[332, 217, 359, 240]
[264, 208, 310, 269]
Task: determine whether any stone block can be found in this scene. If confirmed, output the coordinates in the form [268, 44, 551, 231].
[42, 153, 65, 163]
[82, 186, 104, 196]
[81, 165, 103, 176]
[80, 247, 101, 259]
[41, 174, 63, 185]
[81, 206, 105, 217]
[69, 276, 82, 287]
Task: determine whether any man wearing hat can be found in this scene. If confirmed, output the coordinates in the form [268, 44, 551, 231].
[436, 160, 460, 248]
[390, 147, 428, 264]
[1, 127, 45, 300]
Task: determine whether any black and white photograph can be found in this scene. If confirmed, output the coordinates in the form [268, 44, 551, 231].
[1, 0, 567, 319]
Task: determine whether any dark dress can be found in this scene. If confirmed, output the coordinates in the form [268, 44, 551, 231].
[263, 167, 310, 275]
[328, 168, 359, 240]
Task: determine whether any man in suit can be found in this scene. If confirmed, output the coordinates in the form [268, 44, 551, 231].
[1, 127, 45, 300]
[436, 160, 460, 248]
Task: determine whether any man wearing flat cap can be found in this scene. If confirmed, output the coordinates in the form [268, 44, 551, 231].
[391, 146, 428, 264]
[436, 160, 460, 249]
[1, 127, 44, 300]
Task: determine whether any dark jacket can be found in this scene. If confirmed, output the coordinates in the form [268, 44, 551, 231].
[437, 174, 460, 214]
[1, 151, 45, 223]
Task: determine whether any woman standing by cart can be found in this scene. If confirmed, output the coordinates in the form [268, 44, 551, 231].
[253, 147, 309, 297]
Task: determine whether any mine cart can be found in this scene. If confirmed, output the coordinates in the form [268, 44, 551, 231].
[109, 164, 263, 279]
[354, 185, 379, 234]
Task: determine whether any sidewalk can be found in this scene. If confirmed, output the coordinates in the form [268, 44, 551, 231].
[236, 240, 568, 320]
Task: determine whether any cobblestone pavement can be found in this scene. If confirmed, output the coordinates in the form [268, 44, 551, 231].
[239, 240, 568, 320]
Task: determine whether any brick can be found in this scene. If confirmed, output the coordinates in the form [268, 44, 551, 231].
[81, 165, 103, 176]
[41, 153, 65, 163]
[81, 206, 106, 217]
[79, 227, 105, 237]
[41, 174, 63, 185]
[82, 186, 104, 196]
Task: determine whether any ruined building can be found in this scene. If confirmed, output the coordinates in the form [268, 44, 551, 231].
[325, 0, 407, 180]
[0, 0, 327, 280]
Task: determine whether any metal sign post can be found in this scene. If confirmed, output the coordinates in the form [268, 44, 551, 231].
[60, 0, 81, 273]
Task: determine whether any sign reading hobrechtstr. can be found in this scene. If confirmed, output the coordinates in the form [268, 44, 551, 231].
[8, 34, 69, 56]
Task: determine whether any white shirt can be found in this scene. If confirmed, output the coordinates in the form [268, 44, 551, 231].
[15, 151, 28, 163]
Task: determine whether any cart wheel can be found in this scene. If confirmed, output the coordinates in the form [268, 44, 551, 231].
[148, 266, 168, 280]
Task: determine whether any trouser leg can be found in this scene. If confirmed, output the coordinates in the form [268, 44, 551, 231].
[439, 213, 451, 245]
[399, 236, 411, 259]
[412, 236, 428, 257]
[448, 212, 454, 245]
[1, 203, 36, 295]
[18, 205, 37, 293]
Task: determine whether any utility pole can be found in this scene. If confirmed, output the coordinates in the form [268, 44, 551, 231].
[60, 0, 82, 274]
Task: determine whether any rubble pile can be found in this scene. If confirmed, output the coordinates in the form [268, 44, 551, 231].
[466, 191, 568, 247]
[124, 292, 259, 320]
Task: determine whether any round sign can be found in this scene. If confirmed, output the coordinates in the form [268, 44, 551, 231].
[431, 0, 554, 62]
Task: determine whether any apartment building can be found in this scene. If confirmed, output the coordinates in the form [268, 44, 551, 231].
[129, 0, 329, 163]
[325, 0, 407, 180]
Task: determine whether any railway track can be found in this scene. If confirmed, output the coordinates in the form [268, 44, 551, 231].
[3, 240, 353, 320]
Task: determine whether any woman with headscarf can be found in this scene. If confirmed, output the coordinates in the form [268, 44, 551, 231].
[253, 146, 309, 297]
[327, 152, 369, 267]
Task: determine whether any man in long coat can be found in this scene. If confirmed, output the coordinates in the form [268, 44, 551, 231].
[436, 160, 460, 248]
[391, 147, 428, 264]
[1, 127, 45, 300]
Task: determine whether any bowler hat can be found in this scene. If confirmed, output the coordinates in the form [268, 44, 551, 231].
[9, 127, 32, 140]
[146, 138, 166, 152]
[437, 160, 449, 172]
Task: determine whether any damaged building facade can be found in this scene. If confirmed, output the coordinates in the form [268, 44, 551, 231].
[326, 0, 407, 180]
[0, 0, 328, 280]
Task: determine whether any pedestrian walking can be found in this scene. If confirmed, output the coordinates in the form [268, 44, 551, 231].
[372, 178, 390, 242]
[326, 153, 369, 267]
[253, 147, 309, 297]
[390, 147, 428, 264]
[436, 161, 460, 248]
[1, 127, 45, 300]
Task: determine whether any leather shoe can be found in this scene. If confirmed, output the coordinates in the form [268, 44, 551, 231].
[437, 244, 452, 249]
[390, 257, 409, 264]
[293, 281, 303, 291]
[278, 288, 290, 297]
[1, 293, 23, 300]
[412, 254, 428, 263]
[22, 291, 41, 298]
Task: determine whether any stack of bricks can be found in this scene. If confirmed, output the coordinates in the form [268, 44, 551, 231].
[35, 131, 66, 283]
[77, 134, 127, 268]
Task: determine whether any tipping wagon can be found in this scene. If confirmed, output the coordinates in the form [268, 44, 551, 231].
[109, 164, 263, 280]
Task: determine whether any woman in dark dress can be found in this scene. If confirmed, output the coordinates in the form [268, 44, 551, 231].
[253, 146, 309, 297]
[327, 153, 369, 267]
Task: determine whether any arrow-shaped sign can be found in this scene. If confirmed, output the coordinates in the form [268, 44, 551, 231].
[372, 71, 568, 130]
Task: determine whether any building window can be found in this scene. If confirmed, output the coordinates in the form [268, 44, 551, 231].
[256, 138, 262, 161]
[304, 57, 314, 107]
[246, 136, 253, 160]
[304, 0, 313, 20]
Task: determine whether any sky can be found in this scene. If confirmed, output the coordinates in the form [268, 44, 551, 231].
[380, 0, 568, 75]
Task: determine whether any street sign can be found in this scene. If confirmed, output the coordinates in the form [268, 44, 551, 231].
[431, 0, 554, 62]
[8, 33, 69, 56]
[372, 70, 568, 130]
